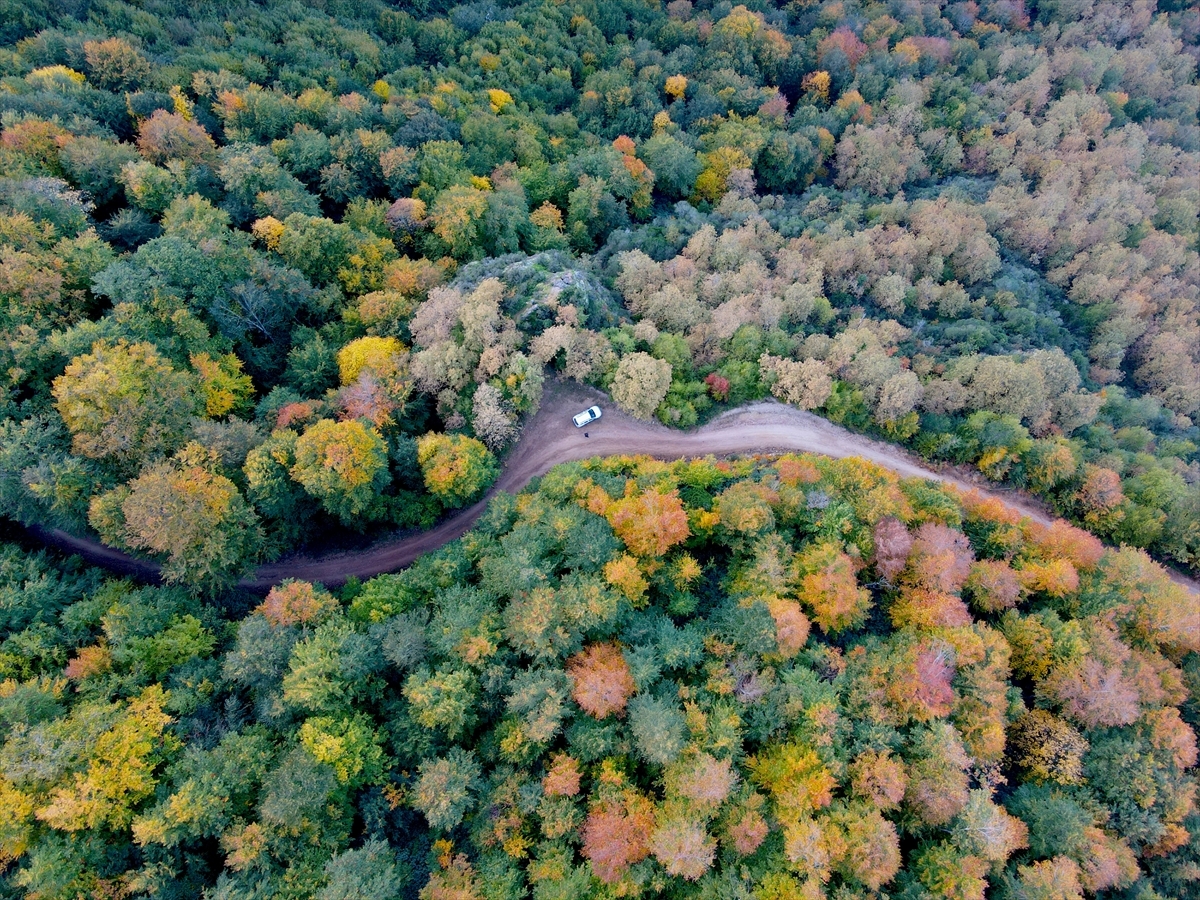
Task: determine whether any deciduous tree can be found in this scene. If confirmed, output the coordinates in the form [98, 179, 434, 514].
[793, 541, 871, 633]
[610, 352, 672, 420]
[416, 433, 497, 507]
[53, 340, 198, 472]
[94, 443, 261, 590]
[291, 418, 390, 523]
[566, 643, 635, 719]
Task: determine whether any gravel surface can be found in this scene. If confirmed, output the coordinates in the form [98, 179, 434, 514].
[30, 380, 1200, 596]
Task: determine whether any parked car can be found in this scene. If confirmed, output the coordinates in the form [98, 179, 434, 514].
[572, 405, 602, 428]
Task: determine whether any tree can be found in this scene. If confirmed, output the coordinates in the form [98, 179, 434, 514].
[566, 643, 635, 718]
[912, 841, 989, 900]
[53, 340, 199, 473]
[1073, 465, 1127, 531]
[542, 753, 581, 798]
[665, 751, 736, 810]
[403, 667, 479, 739]
[256, 580, 338, 628]
[760, 355, 833, 410]
[337, 336, 405, 385]
[243, 427, 312, 544]
[416, 433, 498, 507]
[766, 597, 810, 658]
[830, 803, 902, 891]
[413, 748, 482, 832]
[282, 619, 381, 715]
[750, 742, 836, 819]
[1005, 783, 1093, 860]
[849, 749, 908, 809]
[136, 110, 218, 166]
[876, 370, 924, 424]
[628, 694, 686, 766]
[319, 839, 403, 900]
[427, 185, 489, 260]
[873, 517, 913, 583]
[793, 541, 871, 633]
[82, 37, 150, 91]
[59, 136, 142, 208]
[966, 560, 1023, 613]
[905, 723, 971, 826]
[726, 807, 769, 855]
[1008, 857, 1084, 900]
[1134, 331, 1200, 416]
[640, 133, 702, 200]
[604, 488, 690, 558]
[35, 685, 175, 833]
[299, 714, 386, 787]
[92, 443, 261, 591]
[219, 144, 318, 225]
[905, 524, 974, 595]
[191, 352, 255, 418]
[291, 419, 390, 523]
[581, 790, 655, 883]
[419, 851, 483, 900]
[650, 814, 715, 880]
[384, 196, 426, 244]
[951, 791, 1029, 865]
[835, 124, 929, 196]
[471, 383, 519, 451]
[610, 352, 672, 420]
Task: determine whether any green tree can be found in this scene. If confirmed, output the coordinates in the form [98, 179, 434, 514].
[627, 693, 686, 767]
[403, 666, 479, 740]
[639, 133, 703, 200]
[413, 748, 481, 832]
[610, 352, 672, 420]
[282, 619, 382, 715]
[319, 839, 404, 900]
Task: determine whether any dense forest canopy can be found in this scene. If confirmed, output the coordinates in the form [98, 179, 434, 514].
[0, 0, 1195, 589]
[1, 453, 1199, 898]
[0, 0, 1199, 897]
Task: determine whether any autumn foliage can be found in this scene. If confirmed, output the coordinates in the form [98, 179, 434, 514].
[566, 643, 635, 719]
[255, 579, 338, 627]
[604, 487, 690, 558]
[581, 791, 655, 883]
[793, 541, 871, 633]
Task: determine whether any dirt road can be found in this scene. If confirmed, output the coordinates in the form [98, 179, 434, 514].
[30, 381, 1200, 595]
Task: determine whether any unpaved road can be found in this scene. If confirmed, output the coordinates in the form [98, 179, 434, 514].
[30, 381, 1200, 595]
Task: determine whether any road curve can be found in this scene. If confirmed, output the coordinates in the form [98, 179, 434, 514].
[29, 380, 1200, 596]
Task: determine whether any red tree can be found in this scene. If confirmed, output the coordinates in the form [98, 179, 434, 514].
[566, 643, 636, 718]
[581, 791, 655, 883]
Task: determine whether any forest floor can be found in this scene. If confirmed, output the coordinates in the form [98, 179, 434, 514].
[31, 379, 1200, 596]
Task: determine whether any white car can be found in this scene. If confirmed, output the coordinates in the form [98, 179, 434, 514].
[572, 405, 602, 428]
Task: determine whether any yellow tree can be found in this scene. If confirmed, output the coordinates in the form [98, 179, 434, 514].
[605, 487, 691, 557]
[91, 443, 262, 590]
[291, 418, 390, 523]
[749, 741, 836, 822]
[428, 184, 489, 259]
[53, 340, 198, 473]
[416, 433, 498, 507]
[793, 542, 871, 633]
[36, 686, 176, 832]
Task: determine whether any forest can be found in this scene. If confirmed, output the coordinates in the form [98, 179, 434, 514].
[0, 0, 1196, 591]
[1, 453, 1199, 898]
[0, 0, 1198, 896]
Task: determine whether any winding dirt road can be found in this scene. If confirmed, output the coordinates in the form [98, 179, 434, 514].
[30, 381, 1200, 595]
